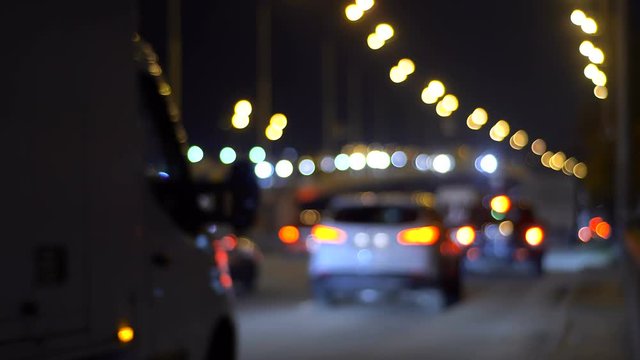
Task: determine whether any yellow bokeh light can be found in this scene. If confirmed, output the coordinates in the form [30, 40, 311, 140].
[579, 40, 594, 57]
[118, 325, 135, 344]
[427, 80, 446, 98]
[148, 63, 162, 76]
[421, 88, 439, 104]
[441, 94, 459, 112]
[490, 120, 510, 141]
[435, 101, 452, 117]
[573, 162, 588, 179]
[345, 4, 364, 21]
[269, 113, 288, 130]
[541, 151, 553, 168]
[581, 17, 598, 34]
[550, 152, 566, 171]
[509, 136, 521, 150]
[592, 71, 607, 86]
[234, 99, 252, 116]
[470, 108, 488, 126]
[563, 157, 578, 173]
[467, 116, 482, 130]
[531, 139, 547, 155]
[265, 124, 283, 141]
[375, 23, 394, 41]
[571, 9, 586, 26]
[231, 114, 250, 129]
[398, 58, 415, 75]
[367, 33, 385, 50]
[589, 48, 605, 64]
[389, 66, 407, 83]
[584, 64, 599, 79]
[158, 82, 172, 96]
[499, 220, 514, 236]
[510, 130, 529, 149]
[355, 0, 375, 12]
[594, 85, 608, 99]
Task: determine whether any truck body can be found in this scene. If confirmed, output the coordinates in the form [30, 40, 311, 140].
[1, 2, 241, 359]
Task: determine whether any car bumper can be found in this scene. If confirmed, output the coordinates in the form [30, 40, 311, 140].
[313, 273, 441, 294]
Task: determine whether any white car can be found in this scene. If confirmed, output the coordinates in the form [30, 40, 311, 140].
[308, 192, 462, 305]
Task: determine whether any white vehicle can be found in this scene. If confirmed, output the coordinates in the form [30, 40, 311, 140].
[1, 4, 252, 358]
[308, 192, 462, 305]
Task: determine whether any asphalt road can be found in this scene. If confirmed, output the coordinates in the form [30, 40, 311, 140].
[235, 253, 627, 360]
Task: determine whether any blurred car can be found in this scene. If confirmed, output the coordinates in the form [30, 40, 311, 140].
[307, 192, 462, 306]
[446, 195, 546, 275]
[219, 234, 263, 294]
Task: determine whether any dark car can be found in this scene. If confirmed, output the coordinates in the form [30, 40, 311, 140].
[445, 196, 546, 276]
[219, 234, 263, 294]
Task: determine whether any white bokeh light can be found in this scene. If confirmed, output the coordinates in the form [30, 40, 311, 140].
[476, 154, 498, 174]
[414, 154, 429, 171]
[187, 145, 204, 163]
[254, 161, 274, 179]
[249, 146, 266, 163]
[391, 151, 407, 168]
[334, 154, 350, 171]
[320, 156, 336, 173]
[275, 160, 294, 178]
[219, 147, 236, 165]
[349, 152, 367, 171]
[366, 150, 391, 169]
[432, 154, 454, 174]
[298, 158, 316, 176]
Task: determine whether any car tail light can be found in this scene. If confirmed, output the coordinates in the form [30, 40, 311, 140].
[311, 224, 346, 243]
[397, 226, 440, 246]
[525, 226, 544, 246]
[455, 226, 476, 246]
[278, 225, 300, 244]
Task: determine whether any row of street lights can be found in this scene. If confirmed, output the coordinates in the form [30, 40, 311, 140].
[230, 99, 289, 142]
[570, 9, 609, 100]
[342, 2, 589, 180]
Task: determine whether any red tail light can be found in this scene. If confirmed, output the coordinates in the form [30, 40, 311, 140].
[278, 225, 300, 244]
[525, 226, 544, 246]
[454, 226, 476, 246]
[397, 226, 440, 246]
[311, 224, 346, 243]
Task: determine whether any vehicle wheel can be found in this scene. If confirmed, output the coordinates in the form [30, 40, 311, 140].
[207, 318, 236, 360]
[532, 254, 544, 277]
[442, 260, 462, 307]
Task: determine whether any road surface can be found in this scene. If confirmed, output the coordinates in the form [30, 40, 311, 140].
[235, 253, 627, 360]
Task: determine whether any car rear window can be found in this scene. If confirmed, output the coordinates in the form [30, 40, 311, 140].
[331, 206, 420, 224]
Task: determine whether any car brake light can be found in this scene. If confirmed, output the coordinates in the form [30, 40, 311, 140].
[525, 226, 544, 246]
[455, 226, 475, 246]
[397, 226, 440, 246]
[278, 225, 300, 244]
[311, 224, 346, 243]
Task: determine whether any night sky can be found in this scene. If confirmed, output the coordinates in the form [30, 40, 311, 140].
[145, 0, 617, 162]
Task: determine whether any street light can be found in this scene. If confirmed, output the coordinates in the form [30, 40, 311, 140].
[375, 23, 394, 41]
[367, 33, 385, 50]
[570, 9, 586, 26]
[581, 18, 598, 34]
[345, 4, 364, 22]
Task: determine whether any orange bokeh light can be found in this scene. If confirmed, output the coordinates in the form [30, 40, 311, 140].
[278, 225, 300, 244]
[525, 226, 544, 246]
[595, 221, 611, 239]
[490, 195, 511, 214]
[455, 226, 476, 246]
[589, 217, 603, 232]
